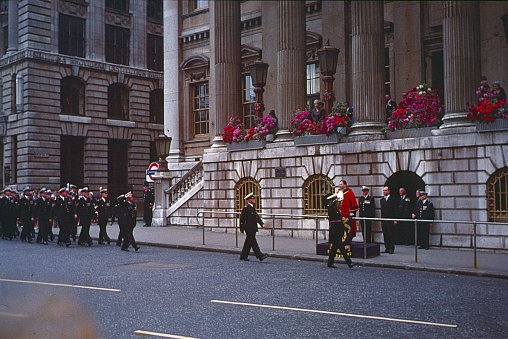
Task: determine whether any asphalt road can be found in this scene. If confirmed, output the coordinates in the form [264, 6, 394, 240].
[1, 240, 507, 338]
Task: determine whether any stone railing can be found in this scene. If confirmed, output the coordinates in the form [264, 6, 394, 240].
[165, 160, 204, 209]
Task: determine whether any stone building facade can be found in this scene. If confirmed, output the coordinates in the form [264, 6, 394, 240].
[163, 1, 508, 250]
[0, 0, 164, 200]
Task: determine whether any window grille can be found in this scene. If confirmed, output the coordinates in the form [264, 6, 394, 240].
[488, 168, 508, 222]
[235, 177, 261, 213]
[303, 174, 334, 215]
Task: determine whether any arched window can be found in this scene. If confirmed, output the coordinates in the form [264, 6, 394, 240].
[108, 83, 129, 120]
[235, 177, 261, 213]
[150, 89, 163, 124]
[61, 77, 85, 116]
[303, 174, 334, 215]
[488, 168, 508, 222]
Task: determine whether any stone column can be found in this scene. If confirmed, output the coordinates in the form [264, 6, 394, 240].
[276, 1, 306, 139]
[6, 0, 18, 54]
[348, 1, 385, 137]
[164, 0, 183, 159]
[438, 1, 480, 133]
[210, 1, 242, 147]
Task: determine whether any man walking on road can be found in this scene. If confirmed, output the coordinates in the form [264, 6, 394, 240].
[239, 193, 268, 262]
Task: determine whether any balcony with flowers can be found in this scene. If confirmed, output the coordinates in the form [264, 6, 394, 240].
[466, 79, 508, 132]
[222, 113, 278, 151]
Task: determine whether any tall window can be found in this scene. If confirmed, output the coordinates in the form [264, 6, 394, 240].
[150, 89, 163, 124]
[147, 34, 163, 71]
[14, 73, 23, 112]
[306, 63, 320, 109]
[193, 82, 209, 136]
[106, 24, 130, 65]
[59, 14, 86, 58]
[242, 75, 256, 129]
[303, 174, 335, 215]
[60, 136, 84, 188]
[147, 0, 163, 21]
[108, 83, 129, 120]
[235, 177, 261, 213]
[106, 0, 129, 12]
[488, 168, 508, 222]
[108, 139, 130, 200]
[385, 47, 390, 95]
[61, 77, 84, 116]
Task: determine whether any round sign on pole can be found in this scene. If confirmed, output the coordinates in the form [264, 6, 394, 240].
[146, 162, 160, 182]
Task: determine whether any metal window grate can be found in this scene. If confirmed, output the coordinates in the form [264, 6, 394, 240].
[303, 174, 334, 215]
[235, 177, 261, 213]
[488, 168, 508, 222]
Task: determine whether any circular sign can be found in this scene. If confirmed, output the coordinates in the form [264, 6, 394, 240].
[146, 162, 160, 182]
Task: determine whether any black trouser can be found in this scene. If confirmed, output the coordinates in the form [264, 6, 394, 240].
[78, 220, 93, 244]
[381, 220, 395, 252]
[20, 219, 34, 241]
[143, 206, 152, 226]
[98, 218, 111, 243]
[119, 223, 137, 250]
[36, 220, 51, 243]
[70, 219, 78, 240]
[58, 220, 71, 245]
[400, 221, 415, 245]
[328, 223, 353, 266]
[240, 232, 263, 259]
[3, 219, 17, 239]
[359, 219, 372, 243]
[417, 222, 430, 248]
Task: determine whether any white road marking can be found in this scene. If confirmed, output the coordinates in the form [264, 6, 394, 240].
[211, 300, 458, 328]
[134, 330, 200, 338]
[0, 278, 120, 292]
[0, 311, 28, 318]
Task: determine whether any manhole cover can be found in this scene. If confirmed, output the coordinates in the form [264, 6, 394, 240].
[120, 262, 193, 270]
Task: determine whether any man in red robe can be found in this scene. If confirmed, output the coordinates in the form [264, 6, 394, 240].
[337, 180, 359, 237]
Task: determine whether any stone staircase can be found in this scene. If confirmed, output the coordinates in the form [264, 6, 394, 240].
[165, 160, 204, 218]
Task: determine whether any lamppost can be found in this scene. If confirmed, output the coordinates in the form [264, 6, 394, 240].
[248, 58, 269, 118]
[317, 40, 340, 115]
[152, 134, 172, 226]
[155, 134, 172, 173]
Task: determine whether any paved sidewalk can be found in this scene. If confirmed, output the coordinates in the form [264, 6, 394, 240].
[89, 221, 508, 279]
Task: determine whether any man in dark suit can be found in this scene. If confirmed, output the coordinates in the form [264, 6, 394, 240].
[385, 94, 397, 123]
[412, 191, 435, 249]
[380, 186, 398, 254]
[239, 193, 267, 262]
[358, 186, 376, 243]
[395, 187, 414, 245]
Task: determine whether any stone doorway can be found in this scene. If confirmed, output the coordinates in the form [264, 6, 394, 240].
[385, 171, 426, 245]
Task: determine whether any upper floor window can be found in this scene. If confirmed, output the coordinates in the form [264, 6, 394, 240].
[147, 0, 163, 21]
[106, 24, 130, 66]
[108, 83, 129, 120]
[303, 174, 334, 215]
[235, 177, 261, 213]
[192, 82, 209, 136]
[192, 0, 208, 11]
[242, 75, 256, 129]
[106, 0, 129, 12]
[306, 62, 320, 110]
[14, 73, 23, 113]
[147, 34, 163, 71]
[61, 77, 84, 116]
[59, 14, 86, 58]
[150, 89, 163, 124]
[488, 168, 508, 223]
[385, 47, 390, 95]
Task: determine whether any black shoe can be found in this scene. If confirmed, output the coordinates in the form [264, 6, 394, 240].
[98, 241, 105, 245]
[57, 242, 64, 246]
[389, 250, 394, 254]
[42, 241, 48, 245]
[121, 248, 129, 252]
[348, 263, 358, 269]
[28, 238, 32, 243]
[240, 258, 250, 261]
[107, 239, 111, 245]
[384, 249, 390, 253]
[259, 254, 268, 262]
[328, 265, 337, 268]
[134, 246, 140, 252]
[72, 237, 76, 242]
[116, 242, 122, 246]
[66, 242, 71, 247]
[88, 242, 93, 247]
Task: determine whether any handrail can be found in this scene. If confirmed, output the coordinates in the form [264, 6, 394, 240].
[196, 209, 507, 268]
[164, 160, 203, 208]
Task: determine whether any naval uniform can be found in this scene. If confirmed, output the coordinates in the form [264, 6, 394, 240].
[18, 195, 35, 242]
[414, 198, 434, 249]
[239, 203, 265, 260]
[358, 194, 376, 243]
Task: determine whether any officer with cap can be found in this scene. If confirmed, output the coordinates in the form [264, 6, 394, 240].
[326, 193, 356, 269]
[95, 188, 112, 245]
[76, 187, 94, 246]
[117, 192, 140, 252]
[239, 193, 267, 262]
[143, 181, 154, 227]
[69, 184, 79, 242]
[412, 191, 435, 249]
[50, 187, 75, 247]
[33, 188, 52, 245]
[2, 188, 18, 240]
[18, 187, 35, 242]
[358, 186, 376, 243]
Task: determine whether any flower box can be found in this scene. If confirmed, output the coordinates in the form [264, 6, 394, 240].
[226, 139, 266, 152]
[294, 133, 340, 147]
[386, 127, 436, 139]
[476, 119, 508, 132]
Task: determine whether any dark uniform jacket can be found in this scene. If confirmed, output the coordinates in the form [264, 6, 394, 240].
[358, 194, 376, 218]
[327, 200, 345, 235]
[117, 200, 137, 227]
[18, 196, 34, 223]
[240, 204, 263, 233]
[50, 197, 76, 224]
[143, 189, 154, 209]
[33, 197, 51, 224]
[76, 197, 95, 224]
[414, 199, 435, 221]
[380, 195, 398, 221]
[96, 197, 112, 223]
[396, 195, 413, 220]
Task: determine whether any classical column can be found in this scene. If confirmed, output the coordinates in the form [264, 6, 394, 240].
[6, 0, 18, 54]
[438, 1, 480, 132]
[210, 1, 242, 147]
[276, 1, 306, 139]
[164, 0, 183, 159]
[348, 1, 385, 137]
